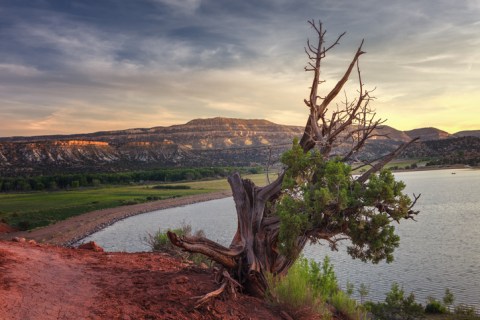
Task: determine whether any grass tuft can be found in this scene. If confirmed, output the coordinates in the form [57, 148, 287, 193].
[145, 222, 212, 267]
[266, 256, 368, 320]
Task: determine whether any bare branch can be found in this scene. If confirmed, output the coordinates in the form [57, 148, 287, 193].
[324, 31, 346, 53]
[167, 232, 239, 268]
[300, 38, 366, 152]
[318, 40, 365, 116]
[351, 153, 390, 171]
[265, 147, 272, 184]
[356, 137, 420, 184]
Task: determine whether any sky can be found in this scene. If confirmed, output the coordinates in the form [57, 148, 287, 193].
[1, 0, 479, 137]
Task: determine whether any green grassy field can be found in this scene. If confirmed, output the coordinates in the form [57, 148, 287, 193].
[164, 172, 271, 190]
[384, 159, 428, 169]
[351, 159, 428, 174]
[0, 173, 268, 231]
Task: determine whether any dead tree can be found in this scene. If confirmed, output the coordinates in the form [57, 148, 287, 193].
[168, 20, 419, 301]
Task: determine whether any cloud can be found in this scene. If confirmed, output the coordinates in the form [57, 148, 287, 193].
[149, 0, 201, 14]
[0, 63, 42, 77]
[0, 0, 480, 136]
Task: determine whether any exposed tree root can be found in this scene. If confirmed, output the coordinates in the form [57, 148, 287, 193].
[193, 281, 228, 308]
[192, 269, 243, 308]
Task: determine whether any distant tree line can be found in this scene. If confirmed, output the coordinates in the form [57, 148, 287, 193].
[426, 155, 479, 167]
[0, 166, 263, 193]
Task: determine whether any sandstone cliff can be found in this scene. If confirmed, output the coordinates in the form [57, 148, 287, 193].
[1, 117, 477, 175]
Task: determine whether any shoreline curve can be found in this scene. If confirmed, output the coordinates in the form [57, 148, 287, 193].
[0, 191, 231, 246]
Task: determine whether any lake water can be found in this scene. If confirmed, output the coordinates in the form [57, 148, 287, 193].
[81, 169, 480, 307]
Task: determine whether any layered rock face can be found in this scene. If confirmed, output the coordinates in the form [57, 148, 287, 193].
[1, 117, 477, 176]
[0, 118, 304, 175]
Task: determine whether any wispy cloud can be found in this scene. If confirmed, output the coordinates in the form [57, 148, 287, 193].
[149, 0, 201, 14]
[0, 63, 42, 77]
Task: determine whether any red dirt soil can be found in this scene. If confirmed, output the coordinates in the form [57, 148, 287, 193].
[0, 222, 16, 233]
[0, 240, 284, 320]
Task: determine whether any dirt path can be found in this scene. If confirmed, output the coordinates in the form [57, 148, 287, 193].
[0, 242, 98, 319]
[0, 191, 231, 246]
[0, 240, 282, 320]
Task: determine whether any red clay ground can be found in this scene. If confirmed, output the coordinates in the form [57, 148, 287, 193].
[0, 240, 284, 320]
[0, 194, 341, 319]
[0, 222, 16, 233]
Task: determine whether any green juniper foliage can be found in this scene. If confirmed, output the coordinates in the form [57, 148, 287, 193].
[277, 138, 415, 263]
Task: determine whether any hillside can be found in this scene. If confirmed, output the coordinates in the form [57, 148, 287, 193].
[0, 118, 303, 176]
[0, 240, 283, 320]
[0, 117, 478, 176]
[402, 136, 480, 166]
[454, 130, 480, 138]
[404, 127, 451, 141]
[0, 117, 398, 176]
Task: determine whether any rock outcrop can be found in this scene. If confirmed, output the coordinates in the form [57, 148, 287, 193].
[0, 117, 477, 175]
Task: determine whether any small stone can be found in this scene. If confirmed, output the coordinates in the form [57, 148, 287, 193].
[12, 237, 26, 243]
[173, 276, 189, 284]
[28, 240, 37, 245]
[78, 241, 104, 252]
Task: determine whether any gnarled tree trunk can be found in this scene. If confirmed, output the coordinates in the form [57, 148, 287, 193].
[169, 170, 307, 297]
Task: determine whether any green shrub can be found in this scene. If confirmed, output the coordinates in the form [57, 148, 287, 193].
[309, 256, 338, 299]
[365, 282, 424, 320]
[454, 304, 480, 319]
[331, 290, 367, 320]
[345, 281, 355, 297]
[145, 223, 211, 267]
[266, 256, 366, 319]
[358, 283, 370, 304]
[147, 228, 174, 252]
[120, 199, 143, 205]
[443, 288, 455, 307]
[266, 257, 332, 319]
[17, 220, 30, 231]
[425, 297, 447, 314]
[152, 185, 191, 190]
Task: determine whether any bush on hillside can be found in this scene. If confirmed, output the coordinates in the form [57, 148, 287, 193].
[266, 256, 366, 320]
[145, 222, 211, 266]
[365, 282, 424, 320]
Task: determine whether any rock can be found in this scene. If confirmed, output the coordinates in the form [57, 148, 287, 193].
[28, 240, 37, 245]
[78, 241, 104, 252]
[0, 222, 17, 233]
[12, 237, 26, 243]
[173, 276, 189, 284]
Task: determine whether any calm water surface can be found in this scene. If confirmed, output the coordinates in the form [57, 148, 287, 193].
[81, 169, 480, 307]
